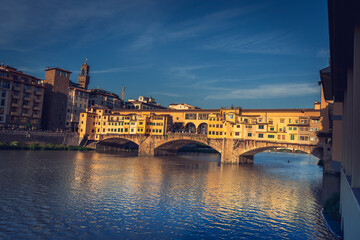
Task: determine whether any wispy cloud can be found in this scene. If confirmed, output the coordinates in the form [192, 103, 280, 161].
[129, 4, 266, 49]
[317, 48, 329, 58]
[169, 65, 212, 80]
[149, 92, 181, 97]
[91, 65, 151, 74]
[206, 83, 319, 100]
[199, 31, 301, 55]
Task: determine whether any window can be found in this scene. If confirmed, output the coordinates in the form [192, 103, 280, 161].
[289, 127, 292, 130]
[294, 127, 297, 131]
[258, 125, 264, 129]
[58, 71, 61, 76]
[235, 132, 240, 136]
[280, 118, 285, 123]
[290, 135, 295, 140]
[2, 81, 10, 89]
[289, 119, 291, 123]
[248, 133, 252, 137]
[185, 113, 197, 120]
[270, 127, 274, 131]
[258, 133, 263, 138]
[198, 114, 208, 120]
[268, 134, 275, 139]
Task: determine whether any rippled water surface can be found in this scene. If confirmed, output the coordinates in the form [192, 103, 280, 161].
[0, 151, 337, 239]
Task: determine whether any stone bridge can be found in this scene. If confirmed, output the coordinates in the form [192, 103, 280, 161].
[86, 133, 323, 164]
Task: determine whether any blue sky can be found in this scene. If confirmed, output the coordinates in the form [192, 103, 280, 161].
[0, 0, 329, 109]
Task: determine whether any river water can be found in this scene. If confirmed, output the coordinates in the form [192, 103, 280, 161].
[0, 151, 337, 239]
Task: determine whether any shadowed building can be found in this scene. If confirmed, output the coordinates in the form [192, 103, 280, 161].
[324, 0, 360, 238]
[66, 81, 89, 131]
[42, 67, 71, 130]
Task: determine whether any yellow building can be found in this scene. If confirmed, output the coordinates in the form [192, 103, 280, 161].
[78, 106, 320, 147]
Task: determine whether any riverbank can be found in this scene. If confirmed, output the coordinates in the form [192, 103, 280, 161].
[0, 141, 92, 151]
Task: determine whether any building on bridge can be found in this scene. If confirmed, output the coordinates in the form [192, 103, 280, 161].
[79, 106, 321, 153]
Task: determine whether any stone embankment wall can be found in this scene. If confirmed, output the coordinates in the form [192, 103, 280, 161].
[0, 130, 79, 146]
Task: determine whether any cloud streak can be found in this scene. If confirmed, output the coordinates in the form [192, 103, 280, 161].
[199, 31, 302, 55]
[206, 83, 319, 100]
[91, 65, 151, 74]
[149, 92, 181, 97]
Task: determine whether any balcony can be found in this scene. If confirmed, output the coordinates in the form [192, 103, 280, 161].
[12, 94, 20, 99]
[21, 112, 31, 117]
[23, 105, 31, 109]
[11, 103, 19, 107]
[13, 86, 21, 91]
[33, 106, 40, 111]
[34, 98, 41, 103]
[23, 97, 31, 101]
[34, 90, 42, 95]
[11, 111, 19, 116]
[24, 88, 32, 93]
[32, 114, 41, 119]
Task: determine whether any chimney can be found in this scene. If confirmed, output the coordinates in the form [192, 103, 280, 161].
[122, 86, 125, 101]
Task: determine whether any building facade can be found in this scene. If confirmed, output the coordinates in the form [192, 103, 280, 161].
[42, 67, 71, 130]
[168, 103, 200, 110]
[0, 64, 44, 129]
[325, 1, 360, 238]
[79, 107, 321, 147]
[125, 96, 166, 110]
[88, 89, 123, 109]
[66, 81, 89, 131]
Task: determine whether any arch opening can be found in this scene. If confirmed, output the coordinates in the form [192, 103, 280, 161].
[240, 146, 322, 160]
[155, 139, 220, 156]
[184, 122, 196, 134]
[197, 123, 208, 135]
[97, 137, 139, 152]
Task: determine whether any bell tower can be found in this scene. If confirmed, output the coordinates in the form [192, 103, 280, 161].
[78, 58, 90, 89]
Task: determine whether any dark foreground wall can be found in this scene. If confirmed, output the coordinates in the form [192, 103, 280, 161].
[0, 130, 79, 146]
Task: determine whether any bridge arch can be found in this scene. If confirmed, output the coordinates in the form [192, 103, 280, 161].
[96, 136, 140, 151]
[239, 145, 323, 160]
[154, 139, 221, 156]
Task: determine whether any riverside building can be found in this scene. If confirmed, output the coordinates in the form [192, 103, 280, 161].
[78, 106, 321, 146]
[323, 1, 360, 238]
[42, 67, 71, 130]
[0, 63, 44, 129]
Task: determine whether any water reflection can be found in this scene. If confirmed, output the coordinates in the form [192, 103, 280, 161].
[0, 151, 337, 239]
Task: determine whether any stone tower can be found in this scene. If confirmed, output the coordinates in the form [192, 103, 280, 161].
[78, 58, 90, 89]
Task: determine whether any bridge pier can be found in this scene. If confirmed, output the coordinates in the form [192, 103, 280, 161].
[238, 155, 254, 163]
